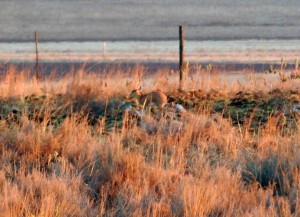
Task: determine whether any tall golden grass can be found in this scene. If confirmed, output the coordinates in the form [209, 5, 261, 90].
[0, 65, 300, 216]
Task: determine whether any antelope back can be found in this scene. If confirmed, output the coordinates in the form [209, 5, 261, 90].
[139, 90, 168, 108]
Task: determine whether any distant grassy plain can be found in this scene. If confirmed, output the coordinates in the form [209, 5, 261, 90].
[1, 0, 300, 42]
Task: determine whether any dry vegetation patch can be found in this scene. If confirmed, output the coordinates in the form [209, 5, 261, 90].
[1, 66, 300, 216]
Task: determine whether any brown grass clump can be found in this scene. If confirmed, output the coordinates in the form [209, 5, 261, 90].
[1, 65, 300, 216]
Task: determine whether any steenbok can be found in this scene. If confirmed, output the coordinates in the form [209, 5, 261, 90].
[129, 88, 168, 109]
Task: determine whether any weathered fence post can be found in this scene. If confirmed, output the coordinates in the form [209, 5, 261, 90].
[179, 26, 184, 90]
[103, 41, 106, 56]
[35, 31, 40, 81]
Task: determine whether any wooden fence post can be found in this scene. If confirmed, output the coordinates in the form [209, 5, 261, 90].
[35, 31, 40, 81]
[103, 41, 106, 56]
[179, 26, 184, 90]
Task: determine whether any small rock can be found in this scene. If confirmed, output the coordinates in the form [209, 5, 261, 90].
[293, 103, 300, 113]
[119, 101, 133, 111]
[175, 104, 186, 114]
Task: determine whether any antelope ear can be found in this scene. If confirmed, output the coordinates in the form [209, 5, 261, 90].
[137, 85, 142, 90]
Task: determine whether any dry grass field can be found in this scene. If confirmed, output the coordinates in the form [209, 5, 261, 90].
[1, 64, 300, 216]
